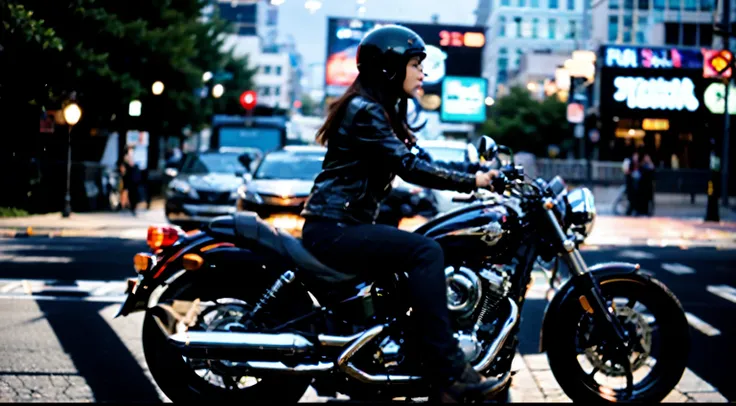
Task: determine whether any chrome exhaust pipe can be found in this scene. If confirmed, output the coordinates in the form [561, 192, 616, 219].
[473, 298, 519, 373]
[337, 325, 421, 383]
[335, 298, 520, 383]
[167, 330, 314, 361]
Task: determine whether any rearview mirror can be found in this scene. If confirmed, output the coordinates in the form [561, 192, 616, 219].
[476, 135, 499, 161]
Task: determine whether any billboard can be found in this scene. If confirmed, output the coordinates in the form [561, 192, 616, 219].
[441, 76, 487, 123]
[325, 17, 485, 122]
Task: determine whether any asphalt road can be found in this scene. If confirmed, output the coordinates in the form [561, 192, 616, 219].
[0, 236, 732, 402]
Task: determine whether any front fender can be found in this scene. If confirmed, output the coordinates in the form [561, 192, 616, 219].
[115, 236, 272, 318]
[538, 262, 653, 352]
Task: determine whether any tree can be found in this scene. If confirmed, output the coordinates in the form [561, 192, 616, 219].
[299, 95, 319, 116]
[481, 86, 571, 157]
[1, 0, 257, 136]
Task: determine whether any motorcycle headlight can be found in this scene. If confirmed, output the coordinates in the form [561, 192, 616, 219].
[566, 187, 596, 237]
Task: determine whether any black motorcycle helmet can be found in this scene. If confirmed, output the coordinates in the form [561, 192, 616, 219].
[356, 24, 427, 91]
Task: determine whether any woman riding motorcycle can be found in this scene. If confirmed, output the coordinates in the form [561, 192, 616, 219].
[300, 25, 500, 402]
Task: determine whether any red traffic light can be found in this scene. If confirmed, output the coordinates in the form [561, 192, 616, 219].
[240, 90, 257, 110]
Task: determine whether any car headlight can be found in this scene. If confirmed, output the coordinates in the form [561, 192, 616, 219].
[237, 185, 263, 204]
[169, 179, 198, 199]
[566, 187, 596, 237]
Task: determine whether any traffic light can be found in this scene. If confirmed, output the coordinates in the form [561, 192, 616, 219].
[703, 49, 733, 79]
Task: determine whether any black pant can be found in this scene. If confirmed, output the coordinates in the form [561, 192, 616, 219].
[301, 217, 466, 383]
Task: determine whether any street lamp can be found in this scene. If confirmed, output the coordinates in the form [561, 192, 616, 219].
[202, 71, 213, 82]
[62, 103, 82, 218]
[152, 81, 165, 95]
[212, 84, 225, 98]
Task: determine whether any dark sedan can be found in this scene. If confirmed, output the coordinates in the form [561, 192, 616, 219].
[236, 145, 326, 237]
[165, 150, 249, 229]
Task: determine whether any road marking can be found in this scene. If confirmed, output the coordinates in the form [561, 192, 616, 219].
[661, 263, 695, 275]
[685, 312, 721, 337]
[618, 249, 656, 260]
[0, 294, 126, 303]
[0, 256, 74, 264]
[0, 244, 88, 251]
[707, 285, 736, 304]
[0, 281, 22, 293]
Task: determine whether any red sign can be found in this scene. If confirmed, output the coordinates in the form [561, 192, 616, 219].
[702, 49, 733, 79]
[239, 90, 257, 110]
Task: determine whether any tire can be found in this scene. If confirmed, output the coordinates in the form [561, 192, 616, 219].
[545, 274, 689, 403]
[141, 276, 314, 403]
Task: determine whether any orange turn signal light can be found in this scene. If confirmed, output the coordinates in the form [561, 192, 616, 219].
[147, 226, 182, 250]
[182, 254, 204, 271]
[134, 253, 156, 274]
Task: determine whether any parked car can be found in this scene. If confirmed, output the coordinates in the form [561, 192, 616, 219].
[409, 138, 482, 214]
[236, 145, 326, 237]
[165, 150, 250, 229]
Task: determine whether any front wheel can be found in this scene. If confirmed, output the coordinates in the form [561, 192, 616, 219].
[545, 274, 690, 402]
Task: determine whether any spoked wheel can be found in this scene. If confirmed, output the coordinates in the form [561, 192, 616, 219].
[546, 276, 690, 402]
[142, 282, 314, 403]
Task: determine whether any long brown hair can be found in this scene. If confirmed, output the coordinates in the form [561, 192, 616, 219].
[315, 73, 415, 146]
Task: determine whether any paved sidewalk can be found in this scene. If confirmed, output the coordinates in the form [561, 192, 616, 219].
[0, 200, 168, 239]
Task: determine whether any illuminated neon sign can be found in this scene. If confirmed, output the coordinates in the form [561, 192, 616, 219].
[604, 46, 703, 70]
[612, 76, 700, 112]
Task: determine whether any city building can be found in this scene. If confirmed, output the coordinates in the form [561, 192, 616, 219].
[590, 0, 718, 48]
[475, 0, 584, 97]
[215, 0, 302, 111]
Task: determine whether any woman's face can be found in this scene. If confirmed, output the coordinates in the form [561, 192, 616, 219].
[403, 56, 425, 98]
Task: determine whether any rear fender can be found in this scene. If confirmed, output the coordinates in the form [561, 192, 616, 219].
[115, 235, 276, 318]
[538, 262, 653, 352]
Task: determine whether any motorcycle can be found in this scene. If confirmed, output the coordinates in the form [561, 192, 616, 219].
[116, 136, 690, 403]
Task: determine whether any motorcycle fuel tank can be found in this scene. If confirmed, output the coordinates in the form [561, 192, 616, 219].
[415, 202, 519, 262]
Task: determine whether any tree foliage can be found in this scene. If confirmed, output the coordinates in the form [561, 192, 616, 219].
[481, 86, 572, 157]
[1, 0, 257, 134]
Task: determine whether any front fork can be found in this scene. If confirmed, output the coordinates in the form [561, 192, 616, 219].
[542, 200, 632, 354]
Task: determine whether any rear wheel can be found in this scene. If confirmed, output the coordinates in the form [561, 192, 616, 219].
[141, 276, 314, 403]
[546, 275, 690, 402]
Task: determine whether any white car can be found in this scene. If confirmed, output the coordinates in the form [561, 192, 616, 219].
[394, 139, 482, 214]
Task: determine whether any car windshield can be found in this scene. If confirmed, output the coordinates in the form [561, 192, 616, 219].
[254, 152, 325, 180]
[422, 146, 467, 163]
[180, 153, 247, 175]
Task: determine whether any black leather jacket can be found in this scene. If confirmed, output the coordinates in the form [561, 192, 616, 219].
[301, 95, 479, 225]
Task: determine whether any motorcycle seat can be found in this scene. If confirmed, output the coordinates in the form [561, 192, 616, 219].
[208, 212, 357, 285]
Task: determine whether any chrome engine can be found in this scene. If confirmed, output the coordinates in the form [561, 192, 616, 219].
[445, 264, 513, 362]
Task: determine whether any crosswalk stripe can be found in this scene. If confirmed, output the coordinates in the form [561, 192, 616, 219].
[707, 285, 736, 305]
[0, 281, 22, 293]
[661, 263, 696, 275]
[685, 312, 721, 337]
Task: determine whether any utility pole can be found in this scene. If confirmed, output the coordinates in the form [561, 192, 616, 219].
[721, 0, 732, 208]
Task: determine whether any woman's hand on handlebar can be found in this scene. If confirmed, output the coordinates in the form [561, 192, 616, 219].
[475, 169, 500, 190]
